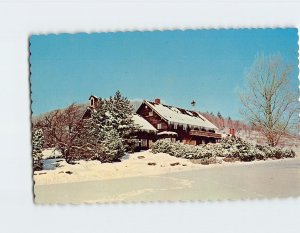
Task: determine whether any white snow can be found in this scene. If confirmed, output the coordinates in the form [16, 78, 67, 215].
[145, 101, 218, 130]
[157, 131, 178, 136]
[34, 150, 199, 185]
[186, 110, 194, 116]
[42, 148, 62, 159]
[132, 114, 157, 132]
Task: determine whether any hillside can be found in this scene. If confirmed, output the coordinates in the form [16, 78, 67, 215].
[201, 112, 299, 148]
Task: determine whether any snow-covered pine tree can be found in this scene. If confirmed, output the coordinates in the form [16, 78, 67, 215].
[99, 126, 125, 162]
[107, 91, 137, 152]
[32, 129, 44, 171]
[85, 100, 125, 162]
[76, 98, 108, 159]
[78, 91, 137, 162]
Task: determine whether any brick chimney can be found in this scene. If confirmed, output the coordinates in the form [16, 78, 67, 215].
[229, 128, 235, 137]
[155, 98, 161, 104]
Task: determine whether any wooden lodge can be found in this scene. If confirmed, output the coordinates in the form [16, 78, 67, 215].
[83, 95, 222, 151]
[136, 98, 222, 147]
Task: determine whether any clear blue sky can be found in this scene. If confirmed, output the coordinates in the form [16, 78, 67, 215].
[30, 29, 298, 119]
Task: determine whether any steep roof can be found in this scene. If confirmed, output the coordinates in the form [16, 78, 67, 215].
[143, 100, 218, 130]
[132, 114, 157, 133]
[89, 95, 98, 100]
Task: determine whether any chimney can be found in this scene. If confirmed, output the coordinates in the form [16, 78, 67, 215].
[155, 98, 161, 104]
[229, 128, 235, 137]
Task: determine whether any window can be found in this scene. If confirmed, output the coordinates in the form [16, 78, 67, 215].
[174, 124, 177, 130]
[157, 123, 162, 129]
[91, 98, 94, 107]
[141, 139, 148, 147]
[149, 111, 153, 116]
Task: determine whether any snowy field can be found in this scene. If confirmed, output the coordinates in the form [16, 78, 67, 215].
[34, 154, 300, 204]
[35, 150, 200, 185]
[34, 149, 300, 186]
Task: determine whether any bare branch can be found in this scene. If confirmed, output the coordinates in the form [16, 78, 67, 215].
[239, 53, 298, 146]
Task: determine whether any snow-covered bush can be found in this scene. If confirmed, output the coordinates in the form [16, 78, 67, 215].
[152, 140, 175, 154]
[218, 137, 295, 161]
[204, 143, 224, 157]
[282, 149, 296, 158]
[151, 137, 295, 163]
[253, 147, 267, 160]
[32, 129, 44, 171]
[255, 144, 295, 159]
[152, 140, 216, 160]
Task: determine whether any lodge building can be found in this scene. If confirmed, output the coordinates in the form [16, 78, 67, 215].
[84, 96, 222, 151]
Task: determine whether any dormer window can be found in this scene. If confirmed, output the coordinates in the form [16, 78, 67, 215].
[157, 123, 162, 129]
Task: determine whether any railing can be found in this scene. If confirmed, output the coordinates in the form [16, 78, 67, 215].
[189, 130, 222, 139]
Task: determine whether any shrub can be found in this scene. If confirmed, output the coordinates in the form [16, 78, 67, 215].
[152, 140, 216, 160]
[282, 149, 296, 158]
[32, 129, 44, 171]
[152, 140, 174, 154]
[151, 137, 296, 163]
[219, 137, 295, 161]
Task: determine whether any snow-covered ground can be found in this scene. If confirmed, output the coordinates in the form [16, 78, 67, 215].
[42, 148, 62, 159]
[34, 150, 299, 186]
[34, 150, 198, 185]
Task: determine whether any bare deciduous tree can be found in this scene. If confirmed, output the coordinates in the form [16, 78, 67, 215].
[240, 54, 299, 146]
[34, 103, 87, 162]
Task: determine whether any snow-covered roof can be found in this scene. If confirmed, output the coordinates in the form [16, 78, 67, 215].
[157, 131, 178, 136]
[89, 95, 98, 100]
[144, 100, 218, 130]
[132, 114, 157, 133]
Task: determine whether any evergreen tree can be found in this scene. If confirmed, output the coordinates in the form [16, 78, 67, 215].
[104, 91, 136, 151]
[216, 112, 225, 129]
[217, 111, 223, 119]
[82, 91, 136, 162]
[32, 129, 44, 171]
[112, 91, 136, 151]
[99, 127, 125, 162]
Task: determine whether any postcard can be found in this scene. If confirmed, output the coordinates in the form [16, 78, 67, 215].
[30, 29, 299, 204]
